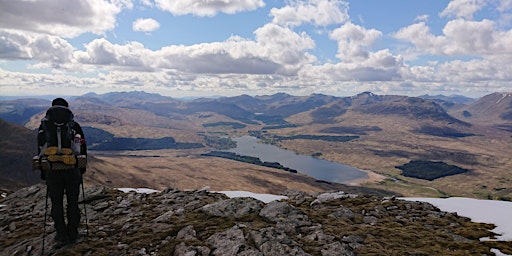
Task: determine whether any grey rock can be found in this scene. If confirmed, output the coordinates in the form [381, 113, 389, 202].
[174, 242, 210, 256]
[329, 205, 357, 219]
[202, 197, 264, 217]
[177, 225, 197, 241]
[321, 241, 354, 256]
[206, 226, 252, 256]
[154, 209, 174, 223]
[0, 184, 497, 256]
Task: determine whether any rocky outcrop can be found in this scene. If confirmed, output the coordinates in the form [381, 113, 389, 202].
[1, 185, 510, 255]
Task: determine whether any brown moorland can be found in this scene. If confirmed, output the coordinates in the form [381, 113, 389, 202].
[2, 91, 511, 200]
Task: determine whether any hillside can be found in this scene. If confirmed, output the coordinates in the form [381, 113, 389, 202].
[0, 98, 49, 125]
[1, 91, 512, 200]
[452, 92, 512, 124]
[0, 119, 39, 192]
[1, 184, 510, 255]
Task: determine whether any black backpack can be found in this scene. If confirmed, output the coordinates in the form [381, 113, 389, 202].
[34, 106, 86, 171]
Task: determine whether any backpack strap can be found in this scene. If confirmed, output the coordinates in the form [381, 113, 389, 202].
[39, 118, 51, 157]
[56, 126, 62, 154]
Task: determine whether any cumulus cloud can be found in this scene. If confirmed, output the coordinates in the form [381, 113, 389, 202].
[300, 48, 404, 83]
[154, 0, 265, 17]
[133, 18, 160, 33]
[72, 23, 316, 76]
[74, 39, 156, 71]
[394, 19, 512, 57]
[270, 0, 349, 27]
[0, 0, 131, 38]
[440, 0, 486, 19]
[330, 22, 382, 62]
[0, 30, 74, 66]
[153, 25, 316, 75]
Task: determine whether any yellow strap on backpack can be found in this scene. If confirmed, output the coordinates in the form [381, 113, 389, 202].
[44, 146, 73, 156]
[44, 146, 76, 165]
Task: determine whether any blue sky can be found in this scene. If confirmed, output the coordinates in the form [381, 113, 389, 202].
[1, 0, 511, 98]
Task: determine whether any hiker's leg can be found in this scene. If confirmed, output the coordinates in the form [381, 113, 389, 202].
[46, 170, 68, 242]
[65, 168, 82, 241]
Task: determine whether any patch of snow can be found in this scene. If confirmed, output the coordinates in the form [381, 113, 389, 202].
[491, 248, 510, 256]
[496, 93, 510, 104]
[117, 188, 159, 194]
[219, 191, 288, 203]
[404, 197, 512, 242]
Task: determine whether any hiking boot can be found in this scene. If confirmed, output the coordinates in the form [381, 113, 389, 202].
[53, 234, 69, 249]
[69, 233, 84, 244]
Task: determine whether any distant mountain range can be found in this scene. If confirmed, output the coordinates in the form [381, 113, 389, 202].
[2, 90, 511, 158]
[3, 91, 510, 128]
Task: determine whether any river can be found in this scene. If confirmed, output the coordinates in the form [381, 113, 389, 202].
[224, 136, 368, 183]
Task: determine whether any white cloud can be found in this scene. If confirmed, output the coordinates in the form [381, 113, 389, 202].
[270, 0, 349, 27]
[0, 30, 74, 65]
[0, 0, 131, 38]
[71, 23, 316, 76]
[300, 49, 404, 83]
[415, 14, 429, 22]
[394, 19, 512, 57]
[133, 18, 160, 33]
[440, 0, 487, 19]
[497, 0, 512, 11]
[75, 39, 156, 71]
[154, 0, 265, 17]
[0, 0, 510, 98]
[329, 22, 382, 62]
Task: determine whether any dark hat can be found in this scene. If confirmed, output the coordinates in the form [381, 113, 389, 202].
[52, 98, 69, 107]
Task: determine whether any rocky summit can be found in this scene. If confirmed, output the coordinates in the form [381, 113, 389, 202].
[1, 185, 511, 256]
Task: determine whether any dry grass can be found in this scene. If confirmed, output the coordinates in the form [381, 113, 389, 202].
[85, 149, 364, 195]
[280, 112, 512, 199]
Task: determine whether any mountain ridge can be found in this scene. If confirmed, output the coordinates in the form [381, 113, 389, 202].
[1, 184, 510, 256]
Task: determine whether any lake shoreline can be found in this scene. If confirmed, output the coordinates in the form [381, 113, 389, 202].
[343, 168, 387, 186]
[227, 136, 369, 184]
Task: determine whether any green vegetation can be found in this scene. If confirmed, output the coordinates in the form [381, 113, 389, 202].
[202, 151, 297, 173]
[396, 160, 469, 181]
[92, 137, 203, 151]
[82, 127, 204, 150]
[202, 135, 237, 150]
[249, 130, 359, 143]
[82, 126, 115, 145]
[320, 125, 382, 135]
[262, 123, 298, 130]
[203, 122, 246, 129]
[414, 125, 475, 138]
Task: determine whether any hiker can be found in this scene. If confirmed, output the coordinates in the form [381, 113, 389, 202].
[37, 98, 87, 247]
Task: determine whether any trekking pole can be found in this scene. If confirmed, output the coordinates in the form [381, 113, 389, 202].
[80, 173, 89, 236]
[42, 185, 48, 256]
